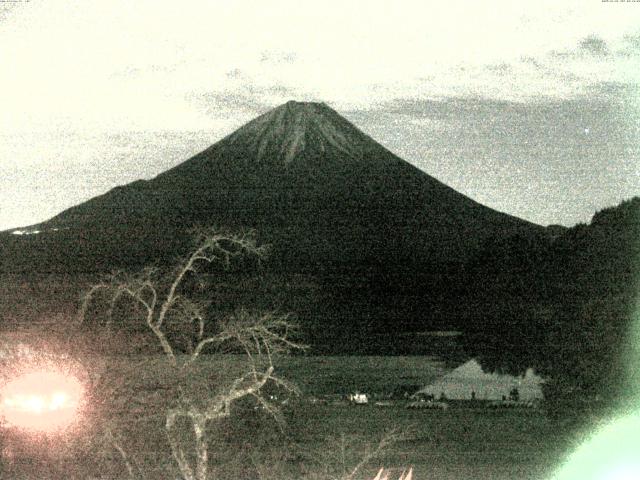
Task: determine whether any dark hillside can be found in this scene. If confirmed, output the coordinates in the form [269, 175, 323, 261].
[0, 101, 547, 353]
[465, 197, 640, 413]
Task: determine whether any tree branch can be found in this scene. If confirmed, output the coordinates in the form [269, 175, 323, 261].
[105, 429, 137, 480]
[166, 409, 196, 480]
[342, 429, 407, 480]
[77, 228, 302, 480]
[77, 283, 110, 325]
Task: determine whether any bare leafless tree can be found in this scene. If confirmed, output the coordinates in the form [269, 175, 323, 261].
[77, 228, 304, 480]
[265, 428, 410, 480]
[340, 428, 407, 480]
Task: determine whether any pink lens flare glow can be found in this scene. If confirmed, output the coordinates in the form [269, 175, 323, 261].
[0, 369, 84, 432]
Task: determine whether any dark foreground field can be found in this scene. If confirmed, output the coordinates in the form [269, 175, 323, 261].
[292, 405, 568, 480]
[0, 355, 577, 480]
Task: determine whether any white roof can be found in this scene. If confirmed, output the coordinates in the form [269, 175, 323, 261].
[417, 359, 543, 401]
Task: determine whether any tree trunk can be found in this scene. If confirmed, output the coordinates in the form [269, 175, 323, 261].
[193, 415, 209, 480]
[166, 411, 195, 480]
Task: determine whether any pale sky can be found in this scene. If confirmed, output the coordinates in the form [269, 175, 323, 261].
[1, 0, 639, 230]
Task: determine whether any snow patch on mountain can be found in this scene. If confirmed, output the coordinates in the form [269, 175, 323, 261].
[224, 101, 366, 164]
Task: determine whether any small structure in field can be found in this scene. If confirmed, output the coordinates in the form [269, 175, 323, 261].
[349, 392, 369, 405]
[411, 391, 435, 402]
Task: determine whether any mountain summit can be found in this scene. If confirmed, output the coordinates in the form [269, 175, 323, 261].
[2, 101, 541, 272]
[222, 100, 369, 165]
[154, 100, 400, 182]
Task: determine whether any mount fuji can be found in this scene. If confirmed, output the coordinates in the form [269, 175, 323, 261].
[1, 101, 542, 273]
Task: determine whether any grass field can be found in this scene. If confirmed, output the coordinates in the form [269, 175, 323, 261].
[274, 355, 449, 397]
[277, 355, 570, 479]
[289, 406, 567, 480]
[0, 354, 577, 479]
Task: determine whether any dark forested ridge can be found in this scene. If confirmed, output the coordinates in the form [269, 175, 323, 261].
[464, 197, 640, 411]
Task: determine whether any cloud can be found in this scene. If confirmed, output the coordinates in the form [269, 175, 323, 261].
[188, 86, 296, 117]
[2, 0, 640, 134]
[259, 50, 298, 65]
[621, 32, 640, 56]
[552, 35, 611, 58]
[349, 88, 639, 227]
[552, 32, 640, 61]
[203, 29, 640, 110]
[186, 71, 301, 120]
[374, 88, 635, 135]
[189, 92, 267, 116]
[485, 63, 514, 75]
[578, 35, 610, 57]
[0, 1, 28, 23]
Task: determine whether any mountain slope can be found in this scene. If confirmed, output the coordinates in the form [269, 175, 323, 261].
[1, 101, 542, 273]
